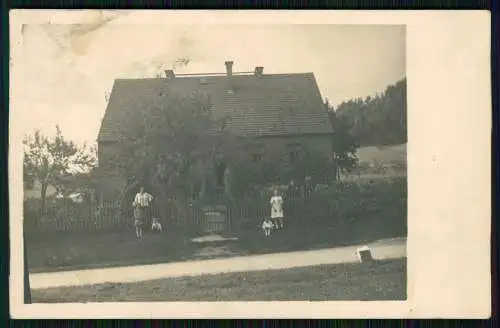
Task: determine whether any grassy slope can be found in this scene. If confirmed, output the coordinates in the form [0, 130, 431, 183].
[32, 258, 407, 302]
[357, 144, 407, 164]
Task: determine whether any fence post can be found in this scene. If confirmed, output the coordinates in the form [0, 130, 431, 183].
[106, 201, 110, 230]
[89, 201, 93, 232]
[23, 232, 31, 304]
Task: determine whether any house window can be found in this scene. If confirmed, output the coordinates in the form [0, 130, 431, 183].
[289, 150, 299, 163]
[287, 143, 302, 163]
[250, 143, 265, 162]
[252, 153, 263, 162]
[215, 162, 226, 187]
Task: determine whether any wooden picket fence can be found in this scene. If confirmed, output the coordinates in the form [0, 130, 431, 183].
[24, 198, 304, 234]
[23, 177, 407, 235]
[23, 187, 317, 235]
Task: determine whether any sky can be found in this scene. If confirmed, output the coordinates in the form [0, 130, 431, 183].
[12, 13, 406, 146]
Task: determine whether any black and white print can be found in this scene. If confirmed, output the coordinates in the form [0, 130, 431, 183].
[17, 15, 408, 303]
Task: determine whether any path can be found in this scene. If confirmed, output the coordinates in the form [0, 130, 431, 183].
[30, 237, 406, 290]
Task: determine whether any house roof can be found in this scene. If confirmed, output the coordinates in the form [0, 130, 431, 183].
[97, 72, 334, 142]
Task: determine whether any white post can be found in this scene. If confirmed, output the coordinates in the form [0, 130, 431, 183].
[356, 246, 374, 262]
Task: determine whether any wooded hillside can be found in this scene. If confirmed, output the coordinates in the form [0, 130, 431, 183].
[334, 78, 407, 147]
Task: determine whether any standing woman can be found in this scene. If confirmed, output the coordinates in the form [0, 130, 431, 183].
[132, 186, 154, 240]
[270, 188, 284, 229]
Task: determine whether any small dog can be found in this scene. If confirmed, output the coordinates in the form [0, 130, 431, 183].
[151, 218, 163, 232]
[262, 218, 275, 237]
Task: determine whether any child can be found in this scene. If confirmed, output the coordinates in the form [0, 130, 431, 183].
[262, 218, 274, 237]
[270, 188, 284, 229]
[151, 217, 163, 232]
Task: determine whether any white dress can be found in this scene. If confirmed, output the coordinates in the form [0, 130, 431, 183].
[270, 195, 284, 219]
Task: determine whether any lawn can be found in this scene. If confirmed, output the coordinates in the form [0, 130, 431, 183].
[25, 227, 201, 273]
[26, 211, 406, 273]
[32, 258, 407, 302]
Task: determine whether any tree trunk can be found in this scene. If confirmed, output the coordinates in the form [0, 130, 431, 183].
[332, 154, 339, 183]
[117, 179, 140, 211]
[40, 181, 48, 216]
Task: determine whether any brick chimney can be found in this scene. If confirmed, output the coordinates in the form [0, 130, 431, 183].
[225, 61, 233, 77]
[255, 66, 264, 77]
[164, 69, 175, 79]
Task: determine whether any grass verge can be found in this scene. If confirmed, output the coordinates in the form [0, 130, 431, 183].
[32, 258, 406, 302]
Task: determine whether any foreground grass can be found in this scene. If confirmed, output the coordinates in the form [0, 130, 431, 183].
[32, 259, 406, 302]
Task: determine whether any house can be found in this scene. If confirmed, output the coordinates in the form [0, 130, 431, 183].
[96, 61, 334, 200]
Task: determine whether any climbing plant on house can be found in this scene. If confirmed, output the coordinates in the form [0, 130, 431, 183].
[110, 90, 245, 210]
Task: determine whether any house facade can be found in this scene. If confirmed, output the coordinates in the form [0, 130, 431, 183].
[96, 61, 334, 200]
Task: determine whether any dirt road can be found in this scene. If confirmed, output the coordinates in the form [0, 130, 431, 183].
[29, 237, 406, 289]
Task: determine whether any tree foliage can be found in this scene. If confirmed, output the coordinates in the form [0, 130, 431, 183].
[23, 125, 96, 211]
[108, 84, 335, 203]
[109, 90, 245, 205]
[229, 144, 333, 199]
[325, 100, 359, 181]
[335, 78, 407, 147]
[282, 148, 332, 184]
[58, 167, 103, 201]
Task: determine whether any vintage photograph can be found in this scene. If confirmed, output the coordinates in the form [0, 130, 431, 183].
[18, 15, 407, 302]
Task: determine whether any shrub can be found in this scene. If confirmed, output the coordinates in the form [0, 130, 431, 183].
[291, 177, 406, 222]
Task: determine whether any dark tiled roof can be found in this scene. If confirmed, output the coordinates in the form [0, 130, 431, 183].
[97, 73, 334, 142]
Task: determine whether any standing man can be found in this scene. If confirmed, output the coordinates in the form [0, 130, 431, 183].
[132, 186, 154, 240]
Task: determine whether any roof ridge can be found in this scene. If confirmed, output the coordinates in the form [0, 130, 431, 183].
[114, 72, 315, 82]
